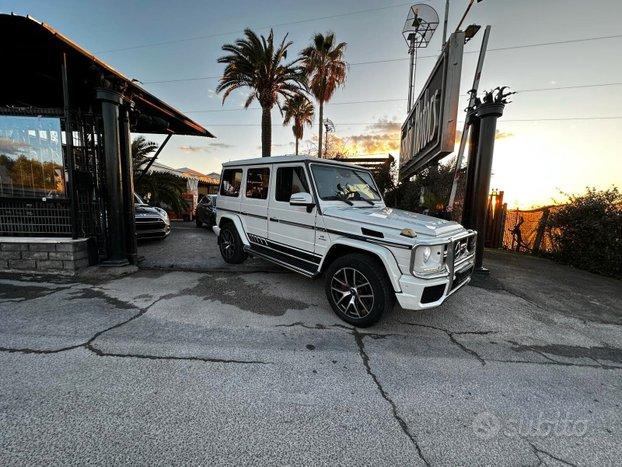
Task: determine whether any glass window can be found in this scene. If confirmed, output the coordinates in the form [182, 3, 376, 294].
[311, 164, 381, 201]
[245, 167, 270, 199]
[220, 169, 242, 197]
[275, 166, 309, 202]
[0, 115, 66, 198]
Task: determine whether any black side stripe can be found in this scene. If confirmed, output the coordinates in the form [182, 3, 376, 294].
[247, 243, 319, 274]
[248, 235, 321, 264]
[269, 218, 315, 230]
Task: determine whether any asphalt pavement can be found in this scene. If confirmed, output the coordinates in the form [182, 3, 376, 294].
[1, 223, 620, 465]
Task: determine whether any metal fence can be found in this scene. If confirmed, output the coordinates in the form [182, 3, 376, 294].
[502, 205, 559, 254]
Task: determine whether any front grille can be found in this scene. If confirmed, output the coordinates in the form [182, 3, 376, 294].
[135, 218, 166, 231]
[451, 266, 473, 291]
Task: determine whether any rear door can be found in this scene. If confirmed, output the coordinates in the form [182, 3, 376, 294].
[218, 167, 243, 219]
[268, 164, 317, 255]
[240, 165, 270, 239]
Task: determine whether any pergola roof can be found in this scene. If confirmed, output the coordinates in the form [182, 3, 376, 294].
[0, 13, 213, 137]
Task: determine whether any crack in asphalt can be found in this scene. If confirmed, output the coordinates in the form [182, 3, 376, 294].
[507, 340, 621, 370]
[353, 328, 430, 466]
[490, 358, 621, 371]
[275, 321, 354, 331]
[529, 441, 576, 466]
[0, 292, 269, 366]
[399, 321, 490, 366]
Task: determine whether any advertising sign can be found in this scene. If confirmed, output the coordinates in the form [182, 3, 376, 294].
[399, 31, 465, 180]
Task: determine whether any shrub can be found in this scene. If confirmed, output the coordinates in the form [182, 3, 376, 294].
[547, 187, 621, 277]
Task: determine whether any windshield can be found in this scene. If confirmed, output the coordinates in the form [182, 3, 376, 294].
[134, 193, 147, 205]
[311, 164, 381, 202]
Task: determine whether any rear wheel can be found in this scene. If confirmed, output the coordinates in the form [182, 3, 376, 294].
[324, 253, 395, 327]
[195, 218, 202, 227]
[219, 224, 248, 264]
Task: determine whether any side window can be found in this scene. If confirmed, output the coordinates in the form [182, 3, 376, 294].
[245, 168, 270, 199]
[220, 169, 242, 197]
[275, 166, 310, 202]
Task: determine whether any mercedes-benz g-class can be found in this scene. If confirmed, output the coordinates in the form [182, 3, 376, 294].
[214, 155, 475, 326]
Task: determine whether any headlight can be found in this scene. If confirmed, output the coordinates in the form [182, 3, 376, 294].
[412, 244, 446, 276]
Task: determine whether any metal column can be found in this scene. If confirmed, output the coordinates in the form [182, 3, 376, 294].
[472, 101, 505, 273]
[97, 88, 129, 266]
[119, 103, 137, 265]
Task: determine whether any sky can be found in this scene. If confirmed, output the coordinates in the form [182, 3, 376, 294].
[2, 0, 621, 208]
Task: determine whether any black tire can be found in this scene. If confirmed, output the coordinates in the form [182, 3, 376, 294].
[218, 223, 248, 264]
[196, 218, 202, 227]
[324, 253, 395, 327]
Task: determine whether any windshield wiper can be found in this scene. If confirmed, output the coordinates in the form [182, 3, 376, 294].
[335, 184, 354, 205]
[352, 193, 374, 205]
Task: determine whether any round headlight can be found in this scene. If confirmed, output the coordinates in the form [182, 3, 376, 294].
[422, 246, 431, 263]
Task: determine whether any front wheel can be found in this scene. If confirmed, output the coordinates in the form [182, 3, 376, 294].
[324, 253, 395, 327]
[218, 224, 248, 264]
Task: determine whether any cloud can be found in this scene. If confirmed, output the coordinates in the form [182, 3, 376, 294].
[0, 138, 30, 155]
[367, 118, 401, 134]
[178, 142, 233, 153]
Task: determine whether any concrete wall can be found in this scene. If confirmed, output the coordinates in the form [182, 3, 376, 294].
[0, 238, 90, 275]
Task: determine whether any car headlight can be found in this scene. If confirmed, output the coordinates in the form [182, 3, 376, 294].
[412, 244, 446, 276]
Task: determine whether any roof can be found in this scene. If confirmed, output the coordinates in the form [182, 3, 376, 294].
[0, 14, 213, 137]
[222, 155, 366, 169]
[177, 167, 219, 185]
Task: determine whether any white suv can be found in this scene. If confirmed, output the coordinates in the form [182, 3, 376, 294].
[214, 155, 476, 326]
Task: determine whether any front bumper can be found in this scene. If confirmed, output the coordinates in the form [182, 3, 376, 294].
[394, 262, 473, 310]
[396, 230, 477, 310]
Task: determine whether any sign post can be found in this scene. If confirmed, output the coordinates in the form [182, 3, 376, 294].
[399, 31, 465, 180]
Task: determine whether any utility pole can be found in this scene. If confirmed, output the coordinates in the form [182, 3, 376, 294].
[442, 0, 449, 45]
[402, 4, 439, 113]
[323, 119, 334, 158]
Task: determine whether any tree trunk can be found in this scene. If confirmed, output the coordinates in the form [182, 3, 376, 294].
[295, 137, 299, 155]
[261, 105, 271, 157]
[317, 100, 324, 158]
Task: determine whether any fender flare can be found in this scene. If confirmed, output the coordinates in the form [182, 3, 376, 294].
[218, 213, 250, 247]
[319, 238, 403, 292]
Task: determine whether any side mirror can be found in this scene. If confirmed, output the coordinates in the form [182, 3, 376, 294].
[289, 192, 315, 212]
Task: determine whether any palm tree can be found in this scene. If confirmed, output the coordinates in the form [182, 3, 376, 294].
[131, 136, 158, 174]
[282, 95, 314, 155]
[131, 136, 187, 215]
[301, 32, 347, 158]
[217, 29, 306, 157]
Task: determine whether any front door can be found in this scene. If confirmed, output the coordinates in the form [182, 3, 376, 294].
[268, 164, 317, 257]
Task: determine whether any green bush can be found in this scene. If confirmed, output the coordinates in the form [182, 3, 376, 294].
[547, 187, 621, 277]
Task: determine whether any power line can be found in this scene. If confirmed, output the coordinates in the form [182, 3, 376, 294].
[179, 82, 622, 113]
[96, 2, 412, 54]
[198, 116, 622, 127]
[140, 33, 622, 85]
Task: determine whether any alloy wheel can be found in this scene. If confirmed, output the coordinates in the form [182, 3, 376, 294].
[330, 267, 375, 319]
[220, 230, 235, 261]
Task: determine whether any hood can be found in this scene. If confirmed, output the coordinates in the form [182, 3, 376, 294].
[135, 204, 169, 220]
[322, 205, 464, 238]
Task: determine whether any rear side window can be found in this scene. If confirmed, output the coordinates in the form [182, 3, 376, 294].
[245, 168, 270, 199]
[275, 166, 309, 202]
[220, 169, 242, 197]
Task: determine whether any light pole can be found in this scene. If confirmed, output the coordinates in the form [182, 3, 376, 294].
[402, 4, 439, 113]
[323, 119, 335, 158]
